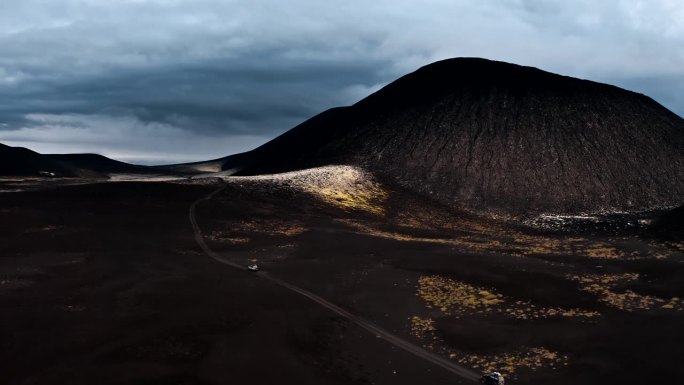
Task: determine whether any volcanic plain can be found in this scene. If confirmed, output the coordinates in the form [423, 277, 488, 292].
[1, 167, 682, 385]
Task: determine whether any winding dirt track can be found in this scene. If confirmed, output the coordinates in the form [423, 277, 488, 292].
[189, 180, 480, 383]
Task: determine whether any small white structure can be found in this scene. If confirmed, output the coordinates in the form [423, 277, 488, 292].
[247, 264, 259, 272]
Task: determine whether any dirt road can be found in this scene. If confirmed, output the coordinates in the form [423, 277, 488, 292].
[189, 180, 481, 382]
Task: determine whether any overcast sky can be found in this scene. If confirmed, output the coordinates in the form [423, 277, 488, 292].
[0, 0, 682, 164]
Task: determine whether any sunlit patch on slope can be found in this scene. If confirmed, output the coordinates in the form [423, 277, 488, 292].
[224, 166, 388, 215]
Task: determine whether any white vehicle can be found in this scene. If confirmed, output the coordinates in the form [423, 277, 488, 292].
[480, 372, 504, 385]
[247, 264, 259, 272]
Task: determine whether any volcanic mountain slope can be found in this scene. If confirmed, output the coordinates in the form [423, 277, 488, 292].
[210, 58, 683, 217]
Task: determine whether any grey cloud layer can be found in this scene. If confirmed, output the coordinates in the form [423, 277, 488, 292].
[0, 0, 682, 164]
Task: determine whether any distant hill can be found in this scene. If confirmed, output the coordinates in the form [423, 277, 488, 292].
[0, 144, 148, 177]
[0, 143, 80, 177]
[203, 58, 684, 217]
[45, 153, 149, 175]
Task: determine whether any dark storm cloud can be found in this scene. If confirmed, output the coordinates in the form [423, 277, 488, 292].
[0, 0, 682, 164]
[1, 55, 390, 135]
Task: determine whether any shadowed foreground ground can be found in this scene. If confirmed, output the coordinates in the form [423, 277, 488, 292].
[1, 175, 682, 384]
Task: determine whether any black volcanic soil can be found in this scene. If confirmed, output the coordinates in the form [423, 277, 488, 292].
[218, 58, 684, 217]
[0, 180, 461, 385]
[2, 177, 683, 385]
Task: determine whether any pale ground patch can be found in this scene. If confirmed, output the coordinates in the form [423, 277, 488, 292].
[187, 162, 223, 173]
[108, 174, 186, 182]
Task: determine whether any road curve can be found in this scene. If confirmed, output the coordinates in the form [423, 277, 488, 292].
[189, 180, 481, 382]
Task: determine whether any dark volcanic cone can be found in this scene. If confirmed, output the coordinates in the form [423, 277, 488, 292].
[216, 58, 683, 217]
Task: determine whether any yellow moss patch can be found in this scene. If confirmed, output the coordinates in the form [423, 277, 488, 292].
[279, 226, 306, 236]
[567, 273, 684, 312]
[345, 209, 676, 263]
[396, 212, 432, 230]
[661, 297, 681, 309]
[235, 220, 306, 236]
[343, 216, 640, 262]
[408, 311, 570, 376]
[450, 347, 569, 376]
[208, 219, 305, 244]
[309, 186, 388, 215]
[339, 219, 510, 252]
[585, 244, 625, 259]
[417, 276, 505, 314]
[409, 316, 436, 339]
[512, 234, 568, 256]
[503, 301, 600, 320]
[207, 231, 250, 244]
[660, 241, 684, 252]
[416, 275, 598, 320]
[224, 237, 250, 244]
